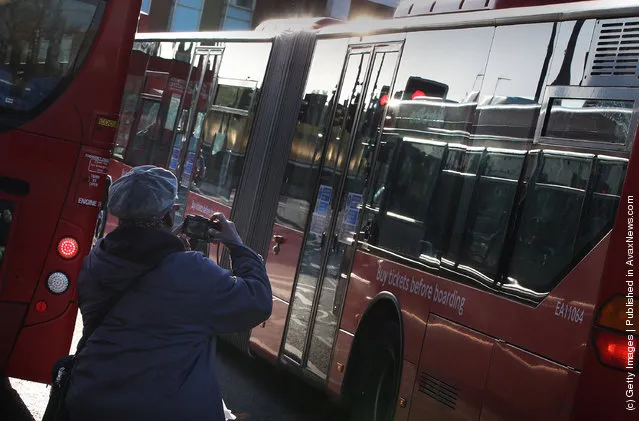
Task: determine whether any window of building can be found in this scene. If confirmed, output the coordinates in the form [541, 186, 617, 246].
[170, 1, 204, 32]
[223, 5, 253, 30]
[178, 0, 204, 9]
[234, 0, 254, 9]
[141, 0, 152, 13]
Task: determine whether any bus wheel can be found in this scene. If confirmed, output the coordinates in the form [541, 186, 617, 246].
[347, 321, 400, 421]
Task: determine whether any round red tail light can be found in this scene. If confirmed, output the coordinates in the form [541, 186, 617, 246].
[57, 237, 79, 259]
[35, 301, 48, 312]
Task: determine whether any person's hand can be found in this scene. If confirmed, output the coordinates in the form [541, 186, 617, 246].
[171, 222, 191, 251]
[208, 213, 243, 248]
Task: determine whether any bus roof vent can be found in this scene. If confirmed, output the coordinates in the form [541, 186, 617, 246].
[584, 18, 639, 87]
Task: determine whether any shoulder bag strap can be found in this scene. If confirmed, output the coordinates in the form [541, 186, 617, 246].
[73, 270, 149, 355]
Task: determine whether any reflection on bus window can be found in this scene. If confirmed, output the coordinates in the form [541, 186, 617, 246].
[114, 51, 152, 159]
[125, 100, 162, 166]
[363, 24, 631, 301]
[0, 0, 101, 113]
[575, 156, 627, 252]
[182, 42, 271, 207]
[114, 41, 195, 167]
[191, 77, 260, 206]
[474, 23, 556, 143]
[544, 98, 633, 144]
[506, 152, 593, 295]
[457, 150, 526, 280]
[274, 39, 350, 231]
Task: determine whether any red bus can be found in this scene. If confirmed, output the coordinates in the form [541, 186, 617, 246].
[0, 0, 141, 386]
[104, 0, 638, 420]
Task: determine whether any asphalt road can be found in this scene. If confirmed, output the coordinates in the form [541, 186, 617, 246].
[10, 316, 342, 421]
[217, 341, 342, 421]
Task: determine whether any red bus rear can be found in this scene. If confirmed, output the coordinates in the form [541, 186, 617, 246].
[0, 0, 141, 384]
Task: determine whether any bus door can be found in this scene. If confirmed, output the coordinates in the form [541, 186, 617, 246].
[171, 45, 224, 219]
[282, 42, 403, 378]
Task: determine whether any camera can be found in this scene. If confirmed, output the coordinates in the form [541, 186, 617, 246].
[181, 215, 221, 242]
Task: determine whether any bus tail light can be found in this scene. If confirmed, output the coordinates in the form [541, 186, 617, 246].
[597, 295, 627, 331]
[35, 301, 48, 312]
[592, 294, 634, 371]
[46, 272, 70, 295]
[57, 237, 79, 259]
[592, 329, 631, 370]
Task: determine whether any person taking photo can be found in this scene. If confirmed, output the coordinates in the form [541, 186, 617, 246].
[64, 165, 271, 421]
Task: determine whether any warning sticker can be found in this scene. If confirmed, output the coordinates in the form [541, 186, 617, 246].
[86, 153, 109, 174]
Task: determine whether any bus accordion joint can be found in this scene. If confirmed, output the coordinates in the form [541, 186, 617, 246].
[592, 294, 636, 372]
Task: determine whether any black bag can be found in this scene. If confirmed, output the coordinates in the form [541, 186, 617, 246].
[42, 285, 135, 421]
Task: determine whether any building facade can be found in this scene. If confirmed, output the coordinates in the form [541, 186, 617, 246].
[253, 0, 398, 25]
[139, 0, 398, 32]
[141, 0, 256, 32]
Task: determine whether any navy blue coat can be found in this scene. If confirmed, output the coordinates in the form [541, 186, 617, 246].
[65, 226, 272, 421]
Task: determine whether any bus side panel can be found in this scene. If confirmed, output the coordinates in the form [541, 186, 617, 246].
[108, 160, 133, 181]
[408, 315, 493, 421]
[6, 303, 78, 383]
[326, 329, 354, 399]
[343, 236, 609, 370]
[480, 343, 580, 421]
[253, 223, 306, 362]
[0, 303, 27, 368]
[249, 297, 288, 361]
[342, 251, 432, 365]
[184, 192, 231, 220]
[0, 135, 78, 302]
[394, 360, 418, 421]
[265, 223, 303, 303]
[572, 349, 635, 421]
[570, 118, 639, 421]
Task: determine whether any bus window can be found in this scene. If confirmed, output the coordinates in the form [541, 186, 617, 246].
[576, 156, 628, 253]
[0, 0, 102, 115]
[473, 23, 557, 144]
[365, 27, 493, 260]
[543, 98, 634, 144]
[374, 139, 446, 258]
[125, 99, 162, 166]
[385, 27, 493, 143]
[113, 40, 194, 168]
[437, 146, 486, 268]
[272, 39, 349, 232]
[113, 50, 152, 159]
[547, 20, 597, 87]
[192, 78, 258, 203]
[457, 150, 526, 281]
[189, 42, 271, 207]
[368, 133, 401, 210]
[506, 151, 594, 296]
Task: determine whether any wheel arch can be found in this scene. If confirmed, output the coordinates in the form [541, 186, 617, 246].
[341, 291, 404, 407]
